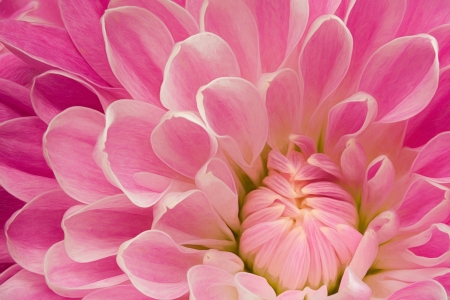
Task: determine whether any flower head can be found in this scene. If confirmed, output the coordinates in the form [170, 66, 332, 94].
[1, 0, 450, 299]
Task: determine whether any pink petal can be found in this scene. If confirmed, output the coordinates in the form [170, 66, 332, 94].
[430, 25, 450, 68]
[195, 158, 240, 231]
[0, 20, 107, 86]
[235, 272, 276, 300]
[63, 194, 152, 263]
[411, 132, 450, 183]
[299, 15, 353, 123]
[290, 134, 317, 158]
[152, 112, 217, 178]
[198, 77, 268, 167]
[102, 6, 174, 107]
[0, 52, 39, 85]
[308, 0, 341, 25]
[339, 139, 366, 188]
[396, 0, 450, 36]
[0, 117, 59, 201]
[244, 0, 309, 73]
[348, 230, 378, 279]
[358, 35, 439, 123]
[0, 264, 21, 285]
[0, 269, 72, 300]
[83, 284, 151, 300]
[0, 78, 34, 123]
[334, 0, 355, 23]
[43, 107, 120, 203]
[161, 32, 240, 111]
[100, 100, 185, 207]
[0, 188, 24, 265]
[408, 225, 450, 260]
[276, 290, 307, 300]
[117, 230, 204, 299]
[202, 249, 244, 275]
[260, 69, 302, 152]
[386, 280, 447, 300]
[45, 241, 127, 298]
[405, 67, 450, 148]
[31, 71, 104, 125]
[202, 0, 260, 82]
[185, 0, 203, 23]
[188, 265, 238, 300]
[109, 0, 198, 42]
[327, 267, 372, 300]
[153, 190, 236, 251]
[5, 190, 78, 274]
[0, 0, 63, 26]
[59, 0, 120, 87]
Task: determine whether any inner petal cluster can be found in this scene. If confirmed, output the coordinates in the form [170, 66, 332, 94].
[239, 148, 361, 293]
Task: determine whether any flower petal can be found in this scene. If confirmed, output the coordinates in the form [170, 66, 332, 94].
[386, 280, 447, 300]
[358, 34, 439, 123]
[0, 78, 34, 123]
[235, 272, 276, 300]
[326, 267, 372, 300]
[198, 77, 268, 167]
[188, 265, 238, 300]
[0, 52, 39, 86]
[83, 284, 151, 300]
[5, 190, 78, 274]
[0, 188, 24, 265]
[0, 117, 59, 201]
[161, 32, 240, 111]
[430, 25, 450, 68]
[102, 6, 174, 107]
[117, 230, 204, 299]
[63, 194, 152, 263]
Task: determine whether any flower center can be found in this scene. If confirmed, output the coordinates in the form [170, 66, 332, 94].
[239, 149, 361, 293]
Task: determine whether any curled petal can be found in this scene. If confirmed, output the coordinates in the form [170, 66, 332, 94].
[386, 280, 447, 300]
[429, 25, 450, 68]
[188, 265, 238, 300]
[0, 78, 34, 123]
[235, 272, 276, 300]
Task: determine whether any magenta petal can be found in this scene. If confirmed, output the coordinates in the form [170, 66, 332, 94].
[0, 269, 72, 300]
[198, 77, 268, 167]
[0, 264, 21, 285]
[101, 100, 185, 207]
[300, 15, 353, 122]
[117, 230, 204, 299]
[152, 112, 217, 178]
[386, 280, 447, 300]
[0, 117, 59, 202]
[161, 32, 240, 111]
[405, 67, 450, 148]
[102, 6, 174, 107]
[0, 20, 107, 86]
[0, 188, 24, 265]
[83, 284, 151, 300]
[430, 25, 450, 68]
[31, 71, 104, 124]
[412, 132, 450, 183]
[308, 0, 341, 26]
[0, 78, 34, 123]
[358, 35, 439, 123]
[45, 241, 127, 298]
[63, 194, 152, 263]
[109, 0, 198, 42]
[188, 265, 238, 300]
[43, 107, 120, 203]
[5, 190, 78, 274]
[0, 52, 39, 85]
[202, 0, 260, 82]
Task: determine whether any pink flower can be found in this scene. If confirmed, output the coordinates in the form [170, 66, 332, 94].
[1, 0, 450, 299]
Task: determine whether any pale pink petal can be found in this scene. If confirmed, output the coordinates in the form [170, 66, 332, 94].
[0, 20, 107, 86]
[0, 52, 39, 85]
[405, 67, 450, 148]
[408, 225, 450, 262]
[244, 0, 309, 73]
[290, 134, 317, 158]
[235, 272, 276, 300]
[198, 77, 268, 167]
[0, 117, 59, 201]
[201, 0, 260, 82]
[202, 249, 244, 275]
[340, 139, 366, 188]
[348, 230, 378, 279]
[0, 264, 21, 285]
[0, 269, 72, 300]
[5, 190, 78, 274]
[411, 132, 450, 183]
[59, 0, 120, 87]
[83, 284, 151, 300]
[63, 194, 152, 263]
[260, 69, 302, 152]
[300, 15, 353, 123]
[386, 280, 447, 300]
[100, 100, 186, 207]
[152, 112, 217, 178]
[102, 6, 174, 107]
[153, 190, 236, 251]
[397, 0, 450, 36]
[195, 158, 240, 231]
[117, 230, 204, 299]
[0, 78, 34, 123]
[358, 35, 439, 123]
[109, 0, 198, 42]
[161, 32, 240, 111]
[45, 242, 127, 298]
[277, 290, 307, 300]
[0, 188, 24, 265]
[430, 25, 450, 68]
[44, 107, 120, 203]
[188, 265, 238, 300]
[31, 70, 104, 125]
[328, 268, 372, 300]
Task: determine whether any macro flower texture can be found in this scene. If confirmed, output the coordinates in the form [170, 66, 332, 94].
[1, 0, 450, 299]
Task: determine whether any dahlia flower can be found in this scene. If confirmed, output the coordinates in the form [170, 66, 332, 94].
[1, 0, 450, 299]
